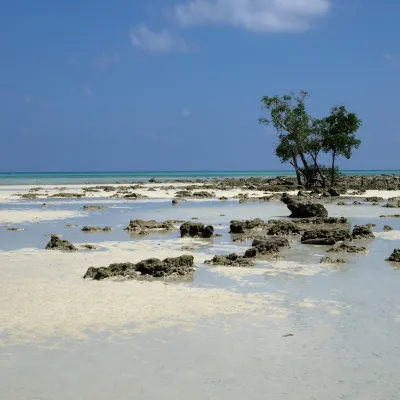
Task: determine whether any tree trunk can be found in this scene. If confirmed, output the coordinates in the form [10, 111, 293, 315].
[330, 152, 336, 187]
[309, 152, 326, 188]
[291, 154, 302, 186]
[298, 151, 312, 187]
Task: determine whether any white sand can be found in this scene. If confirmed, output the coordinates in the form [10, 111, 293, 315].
[0, 209, 83, 224]
[345, 190, 400, 200]
[0, 241, 286, 344]
[375, 231, 400, 241]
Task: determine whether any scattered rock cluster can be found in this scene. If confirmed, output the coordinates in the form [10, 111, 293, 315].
[84, 255, 195, 279]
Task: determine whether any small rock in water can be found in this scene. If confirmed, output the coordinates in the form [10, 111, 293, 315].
[45, 235, 77, 251]
[81, 244, 97, 250]
[124, 220, 177, 235]
[81, 226, 112, 232]
[386, 249, 400, 262]
[180, 222, 215, 238]
[320, 257, 346, 264]
[351, 225, 375, 240]
[383, 225, 393, 232]
[205, 253, 255, 267]
[230, 218, 266, 234]
[83, 205, 108, 211]
[327, 243, 367, 254]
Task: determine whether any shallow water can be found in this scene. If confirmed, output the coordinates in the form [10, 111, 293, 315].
[1, 198, 400, 399]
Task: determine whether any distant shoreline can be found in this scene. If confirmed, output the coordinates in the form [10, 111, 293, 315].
[1, 170, 400, 186]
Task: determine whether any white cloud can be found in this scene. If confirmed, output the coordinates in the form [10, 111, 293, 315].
[181, 108, 192, 117]
[170, 0, 331, 32]
[130, 24, 190, 53]
[82, 85, 92, 97]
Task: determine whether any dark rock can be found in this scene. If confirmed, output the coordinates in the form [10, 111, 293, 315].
[82, 188, 101, 193]
[92, 185, 116, 192]
[229, 218, 265, 234]
[383, 199, 400, 208]
[219, 196, 228, 201]
[66, 224, 78, 228]
[380, 214, 400, 219]
[384, 225, 393, 232]
[6, 227, 24, 231]
[83, 205, 108, 211]
[287, 202, 328, 218]
[239, 195, 275, 204]
[352, 201, 362, 206]
[328, 188, 340, 197]
[301, 229, 351, 244]
[180, 222, 214, 238]
[267, 221, 301, 235]
[205, 253, 255, 267]
[244, 236, 289, 258]
[45, 235, 77, 251]
[172, 199, 179, 205]
[20, 193, 39, 199]
[122, 193, 148, 200]
[192, 191, 215, 198]
[320, 257, 345, 264]
[81, 226, 112, 232]
[327, 243, 367, 254]
[281, 193, 296, 205]
[386, 249, 400, 262]
[175, 190, 193, 198]
[81, 244, 97, 250]
[252, 237, 290, 248]
[351, 225, 375, 240]
[302, 238, 337, 245]
[50, 193, 84, 198]
[337, 201, 347, 206]
[124, 219, 177, 234]
[365, 196, 384, 202]
[84, 255, 195, 280]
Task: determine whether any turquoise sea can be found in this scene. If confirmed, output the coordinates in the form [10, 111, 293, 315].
[0, 170, 400, 185]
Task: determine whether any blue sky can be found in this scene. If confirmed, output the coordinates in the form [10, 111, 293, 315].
[0, 0, 399, 172]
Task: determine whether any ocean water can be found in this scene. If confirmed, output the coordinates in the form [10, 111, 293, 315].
[0, 170, 400, 185]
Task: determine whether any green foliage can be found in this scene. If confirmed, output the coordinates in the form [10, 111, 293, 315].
[259, 92, 361, 188]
